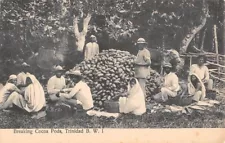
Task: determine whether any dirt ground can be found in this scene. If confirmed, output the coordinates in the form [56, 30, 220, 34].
[0, 92, 224, 129]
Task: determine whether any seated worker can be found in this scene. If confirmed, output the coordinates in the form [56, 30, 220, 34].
[153, 62, 180, 103]
[56, 70, 94, 112]
[187, 73, 206, 102]
[0, 73, 46, 119]
[17, 62, 31, 87]
[118, 78, 146, 116]
[0, 75, 22, 110]
[190, 54, 213, 90]
[47, 65, 66, 102]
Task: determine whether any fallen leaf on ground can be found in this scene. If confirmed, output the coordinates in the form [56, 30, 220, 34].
[189, 105, 205, 110]
[197, 101, 213, 107]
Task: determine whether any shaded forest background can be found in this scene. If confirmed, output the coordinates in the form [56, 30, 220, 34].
[0, 0, 224, 82]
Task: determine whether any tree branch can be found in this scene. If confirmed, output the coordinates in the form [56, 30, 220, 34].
[82, 13, 91, 35]
[180, 0, 208, 54]
[73, 16, 80, 37]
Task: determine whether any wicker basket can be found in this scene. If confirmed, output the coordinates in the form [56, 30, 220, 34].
[104, 100, 119, 113]
[206, 90, 217, 100]
[178, 96, 193, 106]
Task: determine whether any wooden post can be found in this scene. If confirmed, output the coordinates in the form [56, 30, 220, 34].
[161, 35, 165, 75]
[190, 56, 192, 68]
[223, 0, 225, 55]
[200, 28, 207, 51]
[213, 25, 220, 75]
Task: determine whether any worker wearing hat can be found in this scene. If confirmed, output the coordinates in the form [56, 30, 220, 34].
[47, 65, 66, 102]
[190, 54, 213, 90]
[134, 38, 151, 98]
[57, 70, 94, 112]
[84, 35, 99, 60]
[153, 62, 180, 103]
[0, 75, 22, 110]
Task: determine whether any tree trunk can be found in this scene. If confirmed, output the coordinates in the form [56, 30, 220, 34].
[56, 0, 69, 63]
[200, 28, 207, 51]
[223, 0, 225, 54]
[180, 0, 208, 54]
[180, 18, 207, 54]
[74, 13, 91, 52]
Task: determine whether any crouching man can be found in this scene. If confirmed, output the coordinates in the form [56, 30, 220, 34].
[56, 70, 94, 112]
[0, 75, 46, 119]
[153, 62, 180, 103]
[47, 65, 66, 102]
[0, 75, 22, 111]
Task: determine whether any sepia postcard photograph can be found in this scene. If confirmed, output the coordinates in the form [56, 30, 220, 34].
[0, 0, 225, 142]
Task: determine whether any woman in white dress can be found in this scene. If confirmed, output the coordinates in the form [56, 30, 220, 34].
[119, 78, 146, 115]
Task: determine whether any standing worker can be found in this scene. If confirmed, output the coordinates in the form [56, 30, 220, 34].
[84, 35, 99, 60]
[134, 38, 151, 97]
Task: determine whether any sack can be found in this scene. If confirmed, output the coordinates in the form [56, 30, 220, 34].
[104, 100, 119, 113]
[46, 104, 73, 120]
[167, 95, 193, 106]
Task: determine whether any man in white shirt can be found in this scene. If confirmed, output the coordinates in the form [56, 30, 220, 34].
[190, 54, 213, 90]
[57, 70, 94, 111]
[84, 35, 99, 60]
[134, 38, 151, 98]
[0, 75, 22, 109]
[153, 63, 180, 103]
[47, 65, 66, 102]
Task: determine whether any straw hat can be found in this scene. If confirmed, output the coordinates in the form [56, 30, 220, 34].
[9, 75, 17, 80]
[54, 65, 64, 71]
[66, 70, 82, 77]
[136, 38, 147, 44]
[163, 62, 172, 68]
[90, 35, 96, 38]
[21, 62, 30, 67]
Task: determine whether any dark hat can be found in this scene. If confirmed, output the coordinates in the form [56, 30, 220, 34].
[197, 53, 207, 61]
[197, 53, 206, 59]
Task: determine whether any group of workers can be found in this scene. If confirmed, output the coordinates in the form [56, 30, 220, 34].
[0, 36, 214, 119]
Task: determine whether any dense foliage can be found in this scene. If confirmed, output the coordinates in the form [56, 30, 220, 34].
[0, 0, 223, 78]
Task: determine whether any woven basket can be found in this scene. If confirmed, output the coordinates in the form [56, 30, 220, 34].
[206, 90, 217, 100]
[46, 104, 72, 120]
[178, 96, 193, 106]
[104, 100, 119, 113]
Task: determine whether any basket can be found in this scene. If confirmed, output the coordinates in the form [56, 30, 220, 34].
[178, 95, 193, 106]
[46, 104, 73, 120]
[104, 100, 119, 113]
[206, 90, 217, 100]
[167, 95, 193, 106]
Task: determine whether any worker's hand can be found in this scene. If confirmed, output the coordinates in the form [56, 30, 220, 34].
[202, 79, 207, 83]
[18, 90, 23, 95]
[56, 93, 60, 98]
[121, 92, 128, 97]
[60, 89, 65, 93]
